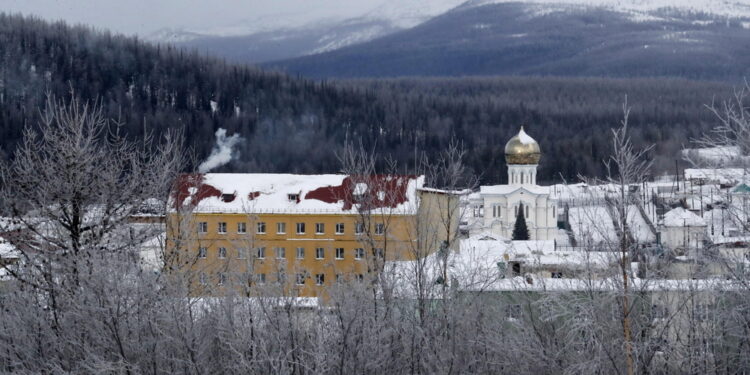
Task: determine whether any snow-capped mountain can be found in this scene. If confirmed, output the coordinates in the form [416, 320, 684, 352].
[265, 0, 750, 80]
[149, 0, 466, 63]
[469, 0, 750, 19]
[153, 0, 750, 76]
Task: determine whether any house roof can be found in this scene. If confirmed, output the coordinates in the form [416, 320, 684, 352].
[684, 168, 745, 184]
[170, 173, 424, 214]
[480, 184, 552, 196]
[733, 183, 750, 194]
[662, 207, 706, 227]
[0, 236, 19, 259]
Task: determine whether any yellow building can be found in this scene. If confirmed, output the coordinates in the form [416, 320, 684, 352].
[167, 173, 444, 297]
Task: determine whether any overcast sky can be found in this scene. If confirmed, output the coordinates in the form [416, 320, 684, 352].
[0, 0, 385, 37]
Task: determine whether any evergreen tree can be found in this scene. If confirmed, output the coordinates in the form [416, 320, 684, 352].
[512, 202, 530, 240]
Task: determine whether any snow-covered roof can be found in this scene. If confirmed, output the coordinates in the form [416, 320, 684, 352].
[458, 236, 614, 269]
[459, 275, 743, 293]
[568, 204, 655, 244]
[684, 168, 746, 184]
[139, 232, 166, 271]
[171, 173, 424, 214]
[480, 184, 552, 196]
[0, 237, 19, 259]
[417, 187, 472, 195]
[662, 207, 706, 227]
[682, 146, 744, 164]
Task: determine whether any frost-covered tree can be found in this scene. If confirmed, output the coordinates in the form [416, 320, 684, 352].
[0, 93, 184, 372]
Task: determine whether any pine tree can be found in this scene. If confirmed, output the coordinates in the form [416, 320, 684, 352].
[512, 202, 530, 240]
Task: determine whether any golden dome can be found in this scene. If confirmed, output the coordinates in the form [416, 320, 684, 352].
[505, 126, 541, 165]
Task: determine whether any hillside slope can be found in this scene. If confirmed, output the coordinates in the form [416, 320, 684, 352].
[0, 14, 734, 183]
[268, 2, 750, 80]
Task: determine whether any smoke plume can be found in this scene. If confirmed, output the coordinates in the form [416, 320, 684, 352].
[198, 128, 243, 173]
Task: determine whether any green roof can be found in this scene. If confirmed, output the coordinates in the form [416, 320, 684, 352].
[733, 183, 750, 194]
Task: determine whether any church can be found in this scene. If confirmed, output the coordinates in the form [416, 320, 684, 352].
[468, 127, 559, 241]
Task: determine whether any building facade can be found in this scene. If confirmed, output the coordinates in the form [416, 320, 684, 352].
[167, 173, 440, 297]
[469, 127, 559, 240]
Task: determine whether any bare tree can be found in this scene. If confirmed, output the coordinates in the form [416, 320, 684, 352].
[0, 92, 184, 372]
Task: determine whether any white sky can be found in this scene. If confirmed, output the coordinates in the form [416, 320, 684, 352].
[0, 0, 385, 36]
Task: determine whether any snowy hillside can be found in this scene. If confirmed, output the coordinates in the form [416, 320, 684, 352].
[271, 0, 750, 79]
[470, 0, 750, 19]
[149, 0, 465, 60]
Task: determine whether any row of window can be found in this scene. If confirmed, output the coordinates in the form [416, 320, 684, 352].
[199, 272, 366, 286]
[198, 246, 371, 260]
[199, 221, 384, 235]
[482, 205, 556, 219]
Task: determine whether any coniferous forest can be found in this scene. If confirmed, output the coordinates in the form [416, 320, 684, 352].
[0, 13, 734, 184]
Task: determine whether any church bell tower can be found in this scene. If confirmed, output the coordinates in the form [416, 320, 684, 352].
[504, 126, 541, 186]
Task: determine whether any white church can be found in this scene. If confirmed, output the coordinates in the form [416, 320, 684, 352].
[468, 127, 559, 240]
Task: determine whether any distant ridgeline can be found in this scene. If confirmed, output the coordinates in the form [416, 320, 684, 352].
[0, 13, 734, 184]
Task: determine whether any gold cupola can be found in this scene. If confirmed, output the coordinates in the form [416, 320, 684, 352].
[504, 126, 541, 165]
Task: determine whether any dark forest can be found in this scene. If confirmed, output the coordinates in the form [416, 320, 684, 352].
[0, 13, 734, 184]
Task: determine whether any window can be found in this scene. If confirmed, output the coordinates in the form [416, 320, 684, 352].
[336, 274, 343, 283]
[355, 248, 365, 260]
[257, 222, 266, 234]
[198, 247, 207, 259]
[375, 248, 384, 259]
[277, 222, 286, 234]
[355, 223, 364, 235]
[315, 273, 325, 286]
[652, 304, 667, 320]
[552, 206, 556, 218]
[256, 247, 266, 259]
[198, 222, 208, 233]
[199, 272, 207, 285]
[335, 223, 345, 234]
[526, 205, 529, 218]
[356, 274, 364, 282]
[316, 247, 325, 259]
[237, 248, 247, 259]
[218, 222, 227, 233]
[695, 304, 712, 322]
[493, 206, 496, 217]
[296, 223, 305, 234]
[276, 272, 287, 285]
[296, 247, 305, 259]
[315, 223, 325, 234]
[275, 247, 286, 259]
[288, 193, 299, 202]
[506, 304, 522, 320]
[375, 223, 384, 235]
[256, 273, 266, 284]
[218, 247, 227, 258]
[237, 222, 247, 233]
[296, 273, 306, 285]
[217, 273, 227, 285]
[511, 262, 521, 276]
[335, 248, 344, 260]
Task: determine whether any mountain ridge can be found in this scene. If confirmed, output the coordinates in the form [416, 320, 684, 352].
[265, 2, 750, 80]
